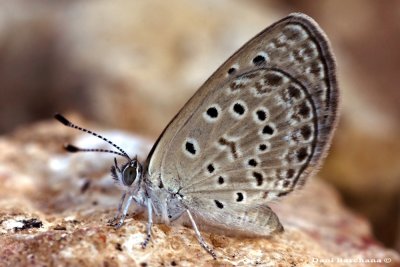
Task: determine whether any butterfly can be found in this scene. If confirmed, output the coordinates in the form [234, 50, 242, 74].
[55, 13, 338, 259]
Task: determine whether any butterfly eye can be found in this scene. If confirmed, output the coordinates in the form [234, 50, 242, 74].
[122, 166, 137, 186]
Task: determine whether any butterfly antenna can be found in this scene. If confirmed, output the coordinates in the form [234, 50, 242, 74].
[54, 113, 131, 160]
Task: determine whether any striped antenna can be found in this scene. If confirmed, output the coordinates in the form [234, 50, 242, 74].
[54, 113, 131, 160]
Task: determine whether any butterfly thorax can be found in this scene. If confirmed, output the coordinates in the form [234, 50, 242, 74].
[143, 171, 187, 224]
[112, 159, 185, 224]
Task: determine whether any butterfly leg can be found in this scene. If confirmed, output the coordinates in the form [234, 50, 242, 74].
[108, 191, 126, 226]
[186, 209, 217, 259]
[113, 194, 134, 229]
[141, 197, 153, 249]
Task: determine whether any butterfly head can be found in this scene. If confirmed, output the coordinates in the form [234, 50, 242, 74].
[54, 113, 144, 191]
[111, 157, 143, 190]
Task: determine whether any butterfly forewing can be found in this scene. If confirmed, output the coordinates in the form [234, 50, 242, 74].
[180, 68, 320, 197]
[146, 13, 338, 234]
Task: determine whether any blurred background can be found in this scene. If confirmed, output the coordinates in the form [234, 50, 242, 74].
[0, 0, 399, 252]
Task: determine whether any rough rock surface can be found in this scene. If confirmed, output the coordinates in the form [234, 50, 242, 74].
[0, 118, 398, 266]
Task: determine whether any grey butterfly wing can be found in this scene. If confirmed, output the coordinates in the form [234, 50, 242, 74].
[146, 13, 338, 235]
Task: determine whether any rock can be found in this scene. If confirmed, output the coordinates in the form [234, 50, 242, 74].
[0, 118, 398, 266]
